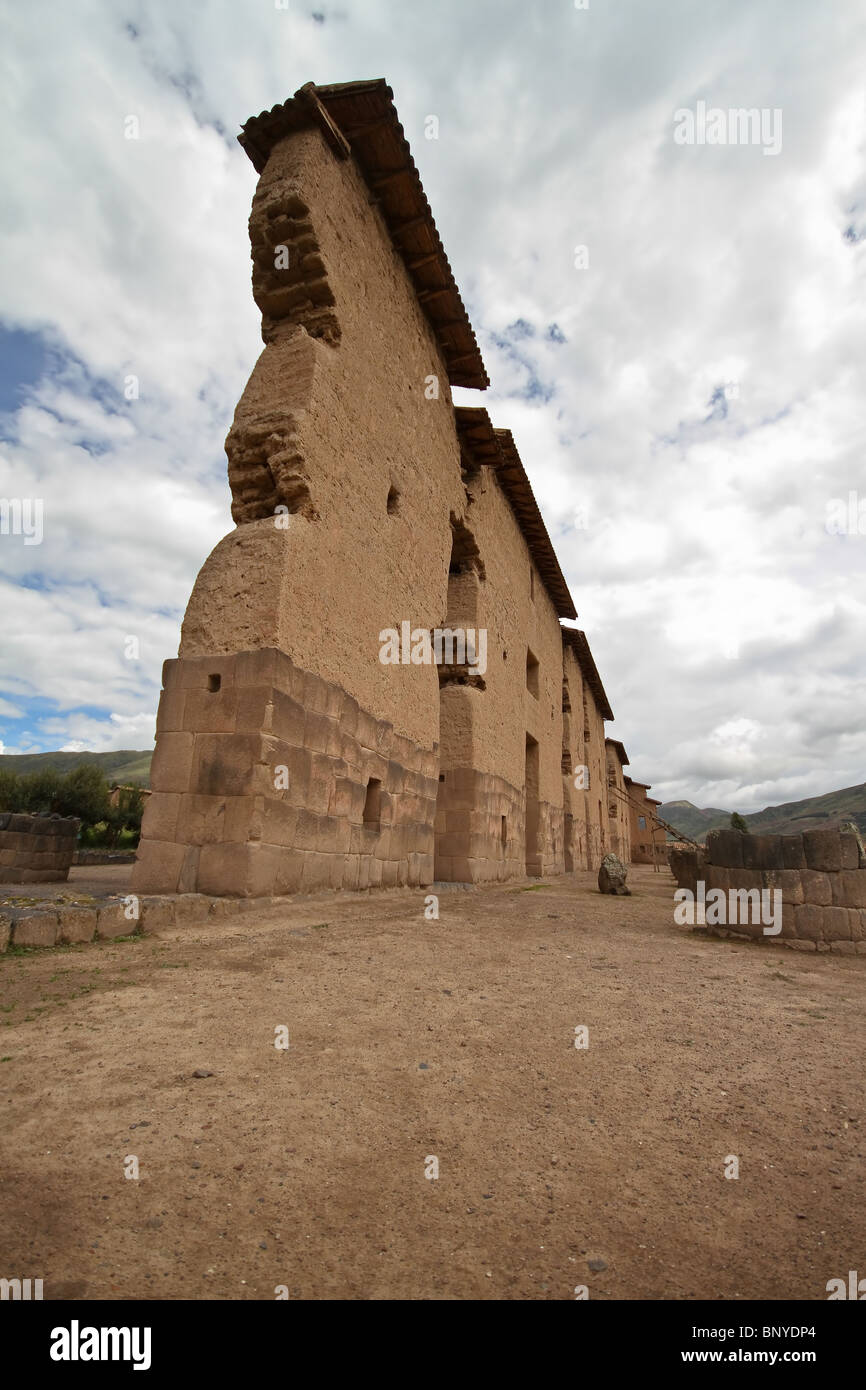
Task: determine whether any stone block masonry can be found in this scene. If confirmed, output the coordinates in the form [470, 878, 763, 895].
[132, 648, 437, 897]
[670, 828, 866, 953]
[0, 813, 80, 883]
[0, 891, 269, 954]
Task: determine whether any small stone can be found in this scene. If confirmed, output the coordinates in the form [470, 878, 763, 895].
[418, 1063, 429, 1070]
[259, 1242, 267, 1250]
[192, 1069, 214, 1078]
[587, 1257, 608, 1272]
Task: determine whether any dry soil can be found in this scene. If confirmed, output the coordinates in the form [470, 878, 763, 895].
[1, 866, 863, 1301]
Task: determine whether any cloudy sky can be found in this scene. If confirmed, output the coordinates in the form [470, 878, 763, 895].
[1, 0, 864, 812]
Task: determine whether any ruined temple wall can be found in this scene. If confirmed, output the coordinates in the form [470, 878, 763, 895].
[561, 645, 586, 871]
[561, 647, 608, 871]
[434, 469, 566, 881]
[605, 746, 631, 864]
[179, 125, 466, 751]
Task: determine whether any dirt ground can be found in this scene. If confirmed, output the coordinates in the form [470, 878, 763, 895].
[1, 865, 863, 1301]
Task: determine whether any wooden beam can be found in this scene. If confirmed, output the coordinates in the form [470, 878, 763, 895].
[406, 252, 440, 271]
[391, 214, 429, 237]
[296, 83, 351, 160]
[370, 168, 409, 189]
[342, 115, 391, 140]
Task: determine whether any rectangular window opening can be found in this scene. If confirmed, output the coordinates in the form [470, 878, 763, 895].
[363, 778, 382, 827]
[526, 649, 539, 699]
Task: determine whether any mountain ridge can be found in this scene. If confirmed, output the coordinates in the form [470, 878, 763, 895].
[659, 783, 866, 841]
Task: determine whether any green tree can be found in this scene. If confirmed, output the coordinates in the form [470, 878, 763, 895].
[105, 784, 145, 847]
[53, 764, 110, 827]
[730, 811, 750, 834]
[17, 767, 62, 814]
[0, 769, 21, 812]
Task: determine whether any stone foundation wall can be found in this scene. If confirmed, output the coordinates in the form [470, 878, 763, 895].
[132, 647, 438, 898]
[0, 813, 80, 883]
[434, 767, 524, 883]
[671, 828, 866, 953]
[432, 767, 563, 883]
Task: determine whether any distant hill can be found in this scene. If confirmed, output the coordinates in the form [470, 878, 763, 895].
[659, 783, 866, 842]
[0, 749, 152, 788]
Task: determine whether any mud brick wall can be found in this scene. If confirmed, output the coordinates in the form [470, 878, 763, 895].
[0, 813, 80, 883]
[672, 828, 866, 953]
[132, 648, 438, 898]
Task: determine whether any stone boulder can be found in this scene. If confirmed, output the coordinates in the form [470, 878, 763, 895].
[598, 853, 630, 896]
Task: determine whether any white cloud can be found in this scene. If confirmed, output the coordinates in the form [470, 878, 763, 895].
[1, 0, 865, 812]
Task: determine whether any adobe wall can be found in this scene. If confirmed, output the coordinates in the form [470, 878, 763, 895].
[0, 813, 80, 883]
[179, 124, 465, 748]
[670, 827, 866, 953]
[605, 746, 631, 864]
[434, 468, 566, 882]
[138, 117, 467, 897]
[560, 646, 582, 870]
[625, 782, 659, 864]
[560, 645, 608, 872]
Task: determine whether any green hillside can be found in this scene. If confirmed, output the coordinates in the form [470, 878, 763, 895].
[659, 783, 866, 842]
[0, 749, 153, 788]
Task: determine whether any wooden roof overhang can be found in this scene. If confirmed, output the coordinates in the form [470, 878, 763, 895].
[561, 627, 615, 722]
[454, 407, 577, 621]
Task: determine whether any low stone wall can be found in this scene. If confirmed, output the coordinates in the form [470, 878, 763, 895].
[0, 891, 258, 953]
[671, 828, 866, 953]
[0, 813, 80, 883]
